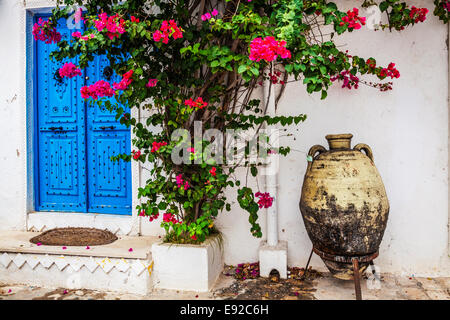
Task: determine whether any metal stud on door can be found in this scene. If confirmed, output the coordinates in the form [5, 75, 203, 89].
[85, 56, 132, 215]
[35, 16, 87, 212]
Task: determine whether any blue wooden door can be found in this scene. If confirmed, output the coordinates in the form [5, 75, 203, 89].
[35, 15, 131, 215]
[85, 56, 132, 215]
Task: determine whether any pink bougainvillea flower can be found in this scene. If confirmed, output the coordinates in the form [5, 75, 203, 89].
[444, 1, 450, 12]
[73, 32, 95, 41]
[255, 192, 274, 209]
[36, 242, 42, 246]
[175, 174, 190, 190]
[132, 150, 141, 160]
[130, 16, 140, 23]
[8, 289, 12, 293]
[80, 80, 116, 100]
[63, 290, 68, 294]
[331, 70, 360, 90]
[151, 141, 168, 153]
[249, 36, 291, 62]
[188, 147, 196, 153]
[86, 246, 90, 250]
[379, 63, 400, 79]
[146, 78, 158, 88]
[409, 6, 429, 23]
[153, 30, 163, 42]
[153, 20, 183, 44]
[163, 212, 181, 224]
[201, 13, 212, 21]
[139, 209, 146, 217]
[62, 246, 67, 250]
[211, 9, 219, 16]
[94, 13, 126, 40]
[113, 69, 133, 91]
[339, 8, 366, 30]
[191, 235, 197, 240]
[72, 31, 82, 38]
[128, 248, 133, 252]
[32, 18, 62, 44]
[59, 62, 82, 79]
[209, 167, 217, 176]
[185, 97, 208, 109]
[149, 213, 159, 222]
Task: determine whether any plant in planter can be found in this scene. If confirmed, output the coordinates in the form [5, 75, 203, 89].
[35, 0, 446, 246]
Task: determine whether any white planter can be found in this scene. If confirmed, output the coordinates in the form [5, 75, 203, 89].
[151, 235, 224, 292]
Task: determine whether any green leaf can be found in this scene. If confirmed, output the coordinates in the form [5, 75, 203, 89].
[238, 65, 248, 74]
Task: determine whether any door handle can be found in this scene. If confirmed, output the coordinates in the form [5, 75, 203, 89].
[100, 126, 115, 130]
[49, 126, 63, 131]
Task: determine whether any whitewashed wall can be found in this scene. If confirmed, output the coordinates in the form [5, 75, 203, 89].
[216, 0, 450, 276]
[0, 0, 448, 276]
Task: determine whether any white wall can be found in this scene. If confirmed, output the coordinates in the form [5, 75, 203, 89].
[216, 0, 450, 276]
[0, 0, 448, 276]
[0, 0, 28, 231]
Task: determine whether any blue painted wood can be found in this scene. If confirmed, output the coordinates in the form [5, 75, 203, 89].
[85, 56, 132, 215]
[34, 15, 131, 215]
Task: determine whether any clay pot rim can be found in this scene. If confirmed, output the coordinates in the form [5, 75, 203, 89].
[325, 133, 353, 141]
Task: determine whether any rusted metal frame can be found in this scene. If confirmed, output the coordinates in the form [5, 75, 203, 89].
[312, 247, 379, 264]
[352, 258, 362, 300]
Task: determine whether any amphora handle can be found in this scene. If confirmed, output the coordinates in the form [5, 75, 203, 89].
[354, 143, 374, 162]
[307, 145, 327, 171]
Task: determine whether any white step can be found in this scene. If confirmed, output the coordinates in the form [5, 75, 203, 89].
[0, 231, 158, 295]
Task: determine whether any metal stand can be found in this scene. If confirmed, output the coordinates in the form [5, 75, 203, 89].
[304, 247, 379, 300]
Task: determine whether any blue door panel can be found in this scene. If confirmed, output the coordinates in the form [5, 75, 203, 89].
[85, 55, 132, 215]
[35, 15, 131, 215]
[36, 16, 87, 212]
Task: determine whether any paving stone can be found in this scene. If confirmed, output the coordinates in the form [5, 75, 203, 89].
[415, 277, 442, 291]
[0, 273, 448, 300]
[400, 287, 430, 300]
[424, 289, 450, 300]
[434, 277, 450, 291]
[395, 275, 419, 287]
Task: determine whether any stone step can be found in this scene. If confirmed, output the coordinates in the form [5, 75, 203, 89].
[0, 231, 158, 295]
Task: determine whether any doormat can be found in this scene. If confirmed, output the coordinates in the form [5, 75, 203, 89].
[30, 227, 118, 246]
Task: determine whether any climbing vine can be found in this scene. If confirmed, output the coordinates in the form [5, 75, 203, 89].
[32, 0, 447, 244]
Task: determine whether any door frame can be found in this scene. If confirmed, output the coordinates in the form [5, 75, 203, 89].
[23, 2, 140, 234]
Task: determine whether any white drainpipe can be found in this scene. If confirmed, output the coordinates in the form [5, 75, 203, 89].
[259, 64, 287, 279]
[264, 64, 279, 247]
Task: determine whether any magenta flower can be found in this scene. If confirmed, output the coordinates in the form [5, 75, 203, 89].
[146, 78, 158, 88]
[249, 36, 291, 62]
[36, 242, 42, 246]
[113, 70, 133, 91]
[32, 18, 62, 44]
[176, 174, 190, 190]
[211, 9, 219, 16]
[59, 62, 82, 79]
[255, 192, 274, 209]
[80, 80, 116, 100]
[94, 13, 126, 40]
[128, 248, 133, 252]
[86, 246, 90, 250]
[62, 246, 67, 250]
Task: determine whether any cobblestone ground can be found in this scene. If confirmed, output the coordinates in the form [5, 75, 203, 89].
[0, 273, 449, 300]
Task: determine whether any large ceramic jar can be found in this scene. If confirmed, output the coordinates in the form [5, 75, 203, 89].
[299, 134, 389, 279]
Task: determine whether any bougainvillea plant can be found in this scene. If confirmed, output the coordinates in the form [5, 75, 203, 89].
[35, 0, 447, 244]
